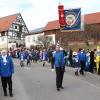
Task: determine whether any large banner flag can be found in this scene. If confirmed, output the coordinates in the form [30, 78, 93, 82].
[58, 5, 66, 26]
[58, 7, 82, 31]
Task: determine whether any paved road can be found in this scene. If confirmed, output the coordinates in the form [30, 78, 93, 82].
[0, 59, 100, 100]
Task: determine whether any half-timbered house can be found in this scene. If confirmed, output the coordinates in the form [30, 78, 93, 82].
[0, 13, 29, 49]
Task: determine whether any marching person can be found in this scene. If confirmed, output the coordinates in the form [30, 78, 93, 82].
[50, 50, 55, 69]
[26, 50, 32, 66]
[53, 44, 66, 91]
[42, 48, 47, 67]
[0, 50, 14, 97]
[19, 49, 26, 67]
[95, 47, 100, 74]
[78, 49, 87, 75]
[89, 50, 95, 73]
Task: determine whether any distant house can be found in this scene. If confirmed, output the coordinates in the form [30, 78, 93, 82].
[0, 13, 29, 49]
[44, 12, 100, 47]
[25, 27, 44, 48]
[25, 27, 55, 48]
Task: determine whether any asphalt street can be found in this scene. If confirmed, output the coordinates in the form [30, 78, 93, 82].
[0, 59, 100, 100]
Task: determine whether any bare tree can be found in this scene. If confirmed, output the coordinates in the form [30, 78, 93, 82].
[36, 35, 53, 48]
[84, 25, 93, 46]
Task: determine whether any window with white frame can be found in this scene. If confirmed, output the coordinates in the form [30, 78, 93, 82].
[8, 32, 13, 36]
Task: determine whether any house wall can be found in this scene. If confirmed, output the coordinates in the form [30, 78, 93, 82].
[25, 33, 44, 48]
[44, 24, 100, 47]
[25, 33, 56, 48]
[0, 36, 7, 49]
[47, 34, 55, 45]
[0, 13, 29, 50]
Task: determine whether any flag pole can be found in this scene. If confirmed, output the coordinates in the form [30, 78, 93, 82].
[59, 0, 61, 5]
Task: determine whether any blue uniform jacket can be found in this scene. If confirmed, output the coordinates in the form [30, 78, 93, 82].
[42, 51, 47, 61]
[78, 52, 87, 62]
[19, 52, 26, 61]
[54, 51, 66, 68]
[0, 55, 14, 77]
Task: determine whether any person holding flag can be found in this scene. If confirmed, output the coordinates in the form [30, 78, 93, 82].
[53, 44, 66, 91]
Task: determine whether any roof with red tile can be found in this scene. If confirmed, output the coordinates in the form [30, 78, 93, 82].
[44, 20, 60, 31]
[0, 14, 17, 33]
[44, 12, 100, 31]
[84, 12, 100, 25]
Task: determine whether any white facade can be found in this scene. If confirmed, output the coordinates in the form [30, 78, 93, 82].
[25, 33, 55, 48]
[7, 14, 28, 46]
[0, 13, 29, 50]
[0, 36, 19, 50]
[47, 34, 55, 45]
[25, 33, 44, 48]
[0, 36, 7, 49]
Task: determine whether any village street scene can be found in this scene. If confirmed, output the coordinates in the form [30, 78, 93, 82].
[0, 0, 100, 100]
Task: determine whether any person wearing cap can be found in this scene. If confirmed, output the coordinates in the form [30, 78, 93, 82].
[19, 49, 26, 67]
[0, 50, 14, 97]
[78, 49, 87, 75]
[95, 47, 100, 74]
[53, 44, 66, 91]
[41, 48, 47, 66]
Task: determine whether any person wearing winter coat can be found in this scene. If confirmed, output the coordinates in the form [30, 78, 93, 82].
[50, 50, 55, 69]
[94, 50, 100, 74]
[85, 51, 90, 71]
[73, 52, 80, 76]
[41, 48, 47, 66]
[47, 48, 52, 63]
[19, 50, 26, 67]
[0, 50, 14, 97]
[34, 50, 39, 63]
[78, 49, 87, 75]
[26, 50, 32, 66]
[89, 51, 95, 73]
[53, 45, 66, 91]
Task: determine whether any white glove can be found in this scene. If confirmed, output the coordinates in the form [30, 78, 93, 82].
[52, 69, 55, 72]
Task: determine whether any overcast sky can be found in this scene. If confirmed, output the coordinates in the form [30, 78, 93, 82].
[0, 0, 100, 30]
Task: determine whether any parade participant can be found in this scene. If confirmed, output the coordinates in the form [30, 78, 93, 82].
[95, 46, 100, 74]
[67, 49, 73, 67]
[47, 48, 52, 63]
[89, 50, 95, 73]
[50, 50, 55, 69]
[53, 44, 66, 91]
[39, 50, 43, 62]
[32, 50, 39, 63]
[19, 49, 26, 67]
[78, 49, 87, 75]
[26, 50, 32, 66]
[34, 50, 39, 63]
[42, 48, 47, 66]
[85, 49, 90, 71]
[73, 52, 80, 76]
[0, 50, 14, 97]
